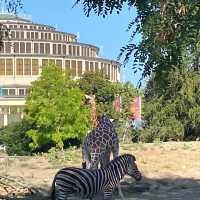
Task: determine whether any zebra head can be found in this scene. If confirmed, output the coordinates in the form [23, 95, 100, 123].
[126, 154, 142, 181]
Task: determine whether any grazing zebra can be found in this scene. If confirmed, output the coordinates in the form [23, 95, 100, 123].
[51, 154, 142, 200]
[82, 114, 119, 170]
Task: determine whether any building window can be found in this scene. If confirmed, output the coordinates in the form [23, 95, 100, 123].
[95, 62, 99, 72]
[31, 32, 34, 40]
[32, 59, 39, 75]
[9, 89, 15, 95]
[41, 32, 44, 40]
[77, 61, 82, 76]
[11, 31, 15, 39]
[35, 32, 38, 39]
[85, 61, 89, 72]
[71, 60, 76, 77]
[53, 44, 56, 54]
[58, 44, 61, 55]
[16, 59, 23, 75]
[0, 42, 4, 53]
[6, 59, 13, 75]
[48, 33, 51, 40]
[82, 47, 85, 56]
[34, 43, 39, 53]
[5, 42, 11, 53]
[26, 32, 30, 39]
[56, 60, 62, 69]
[53, 34, 55, 40]
[73, 46, 76, 56]
[49, 59, 55, 64]
[16, 31, 19, 39]
[26, 43, 31, 53]
[90, 62, 94, 72]
[45, 33, 48, 40]
[68, 45, 72, 55]
[0, 59, 5, 75]
[87, 48, 90, 57]
[40, 43, 44, 54]
[63, 45, 66, 55]
[21, 31, 24, 39]
[24, 59, 31, 75]
[19, 89, 25, 96]
[42, 59, 48, 66]
[14, 42, 19, 53]
[20, 42, 25, 53]
[45, 43, 50, 54]
[65, 60, 70, 72]
[2, 89, 8, 95]
[77, 46, 80, 56]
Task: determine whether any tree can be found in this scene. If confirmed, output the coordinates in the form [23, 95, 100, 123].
[24, 64, 91, 150]
[142, 68, 200, 141]
[78, 72, 116, 116]
[74, 0, 200, 80]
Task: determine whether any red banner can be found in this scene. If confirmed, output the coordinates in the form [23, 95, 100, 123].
[130, 96, 141, 120]
[113, 95, 122, 112]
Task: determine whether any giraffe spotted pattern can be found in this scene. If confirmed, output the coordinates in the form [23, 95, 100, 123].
[82, 114, 119, 169]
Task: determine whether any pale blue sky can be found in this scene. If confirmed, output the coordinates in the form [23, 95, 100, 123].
[21, 0, 142, 86]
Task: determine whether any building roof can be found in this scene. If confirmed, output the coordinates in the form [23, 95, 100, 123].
[0, 13, 31, 23]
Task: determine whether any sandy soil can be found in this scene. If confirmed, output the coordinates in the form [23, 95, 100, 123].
[0, 141, 200, 200]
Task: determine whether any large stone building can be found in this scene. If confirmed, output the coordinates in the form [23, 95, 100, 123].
[0, 13, 120, 127]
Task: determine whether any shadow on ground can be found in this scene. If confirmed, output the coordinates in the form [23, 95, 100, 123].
[1, 177, 200, 200]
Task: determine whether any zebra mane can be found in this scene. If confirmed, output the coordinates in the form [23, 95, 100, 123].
[105, 154, 136, 167]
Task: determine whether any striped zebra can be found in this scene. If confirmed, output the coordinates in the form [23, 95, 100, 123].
[51, 154, 142, 200]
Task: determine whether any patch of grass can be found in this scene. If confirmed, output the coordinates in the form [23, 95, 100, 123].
[43, 147, 81, 167]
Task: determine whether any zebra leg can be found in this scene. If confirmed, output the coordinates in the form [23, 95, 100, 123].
[111, 144, 125, 200]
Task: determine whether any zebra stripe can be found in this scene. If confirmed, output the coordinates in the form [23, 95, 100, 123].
[51, 154, 142, 200]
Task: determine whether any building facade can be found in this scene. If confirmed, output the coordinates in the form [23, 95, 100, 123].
[0, 13, 120, 127]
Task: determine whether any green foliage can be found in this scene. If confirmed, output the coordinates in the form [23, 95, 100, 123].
[43, 146, 81, 168]
[24, 64, 91, 151]
[0, 122, 31, 155]
[75, 0, 200, 79]
[142, 69, 200, 142]
[78, 71, 116, 117]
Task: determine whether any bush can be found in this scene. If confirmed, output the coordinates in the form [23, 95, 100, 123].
[0, 122, 31, 155]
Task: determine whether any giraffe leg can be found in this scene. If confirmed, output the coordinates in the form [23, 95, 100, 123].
[100, 150, 110, 168]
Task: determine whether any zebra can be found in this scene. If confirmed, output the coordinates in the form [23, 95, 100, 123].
[82, 114, 119, 170]
[51, 154, 142, 200]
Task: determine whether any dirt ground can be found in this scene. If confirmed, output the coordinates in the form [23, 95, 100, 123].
[0, 141, 200, 200]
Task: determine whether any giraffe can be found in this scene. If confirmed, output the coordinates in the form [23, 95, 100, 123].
[82, 114, 126, 199]
[85, 94, 97, 129]
[82, 114, 119, 170]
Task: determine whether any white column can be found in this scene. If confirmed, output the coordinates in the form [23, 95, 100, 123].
[4, 114, 7, 126]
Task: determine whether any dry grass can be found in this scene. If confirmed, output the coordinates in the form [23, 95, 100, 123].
[0, 141, 200, 199]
